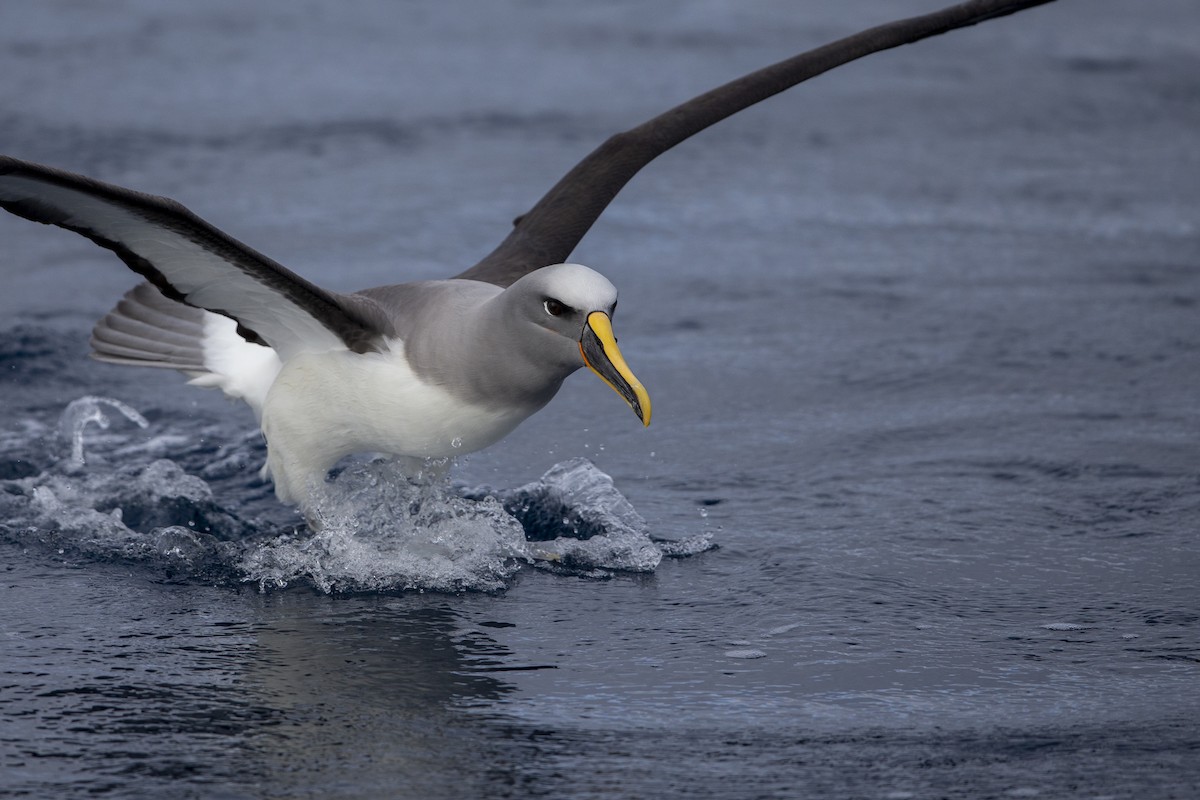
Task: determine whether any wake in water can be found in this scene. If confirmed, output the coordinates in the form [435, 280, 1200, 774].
[0, 396, 713, 592]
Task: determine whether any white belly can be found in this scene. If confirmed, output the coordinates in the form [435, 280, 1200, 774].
[260, 346, 534, 506]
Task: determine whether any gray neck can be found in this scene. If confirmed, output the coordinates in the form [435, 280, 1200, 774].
[392, 280, 579, 412]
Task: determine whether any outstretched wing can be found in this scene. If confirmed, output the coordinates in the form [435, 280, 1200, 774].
[455, 0, 1057, 287]
[0, 156, 391, 358]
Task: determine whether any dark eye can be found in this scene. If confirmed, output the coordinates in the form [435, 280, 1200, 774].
[544, 298, 570, 317]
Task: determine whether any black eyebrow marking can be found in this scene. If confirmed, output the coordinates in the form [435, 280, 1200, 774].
[544, 297, 575, 316]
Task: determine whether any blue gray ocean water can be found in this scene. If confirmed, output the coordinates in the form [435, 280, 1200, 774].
[2, 1, 1199, 797]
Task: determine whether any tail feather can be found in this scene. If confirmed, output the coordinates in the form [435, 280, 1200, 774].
[91, 323, 208, 371]
[100, 302, 206, 351]
[91, 283, 208, 370]
[90, 282, 283, 419]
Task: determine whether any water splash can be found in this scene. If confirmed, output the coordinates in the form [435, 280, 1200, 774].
[241, 458, 530, 593]
[57, 395, 149, 470]
[1, 397, 715, 593]
[470, 458, 665, 573]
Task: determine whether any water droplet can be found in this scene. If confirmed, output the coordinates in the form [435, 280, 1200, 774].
[699, 507, 709, 518]
[450, 437, 463, 449]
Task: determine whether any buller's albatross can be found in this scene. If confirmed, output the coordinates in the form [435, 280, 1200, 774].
[0, 0, 1055, 508]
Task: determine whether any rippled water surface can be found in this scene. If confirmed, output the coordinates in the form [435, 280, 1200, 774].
[3, 1, 1199, 797]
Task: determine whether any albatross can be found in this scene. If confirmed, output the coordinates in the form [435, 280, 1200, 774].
[0, 0, 1055, 508]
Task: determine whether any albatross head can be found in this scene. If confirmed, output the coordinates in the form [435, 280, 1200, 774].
[508, 263, 651, 426]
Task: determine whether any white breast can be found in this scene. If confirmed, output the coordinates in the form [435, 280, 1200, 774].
[260, 343, 535, 506]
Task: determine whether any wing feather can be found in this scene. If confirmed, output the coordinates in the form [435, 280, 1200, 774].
[0, 156, 391, 358]
[456, 0, 1057, 287]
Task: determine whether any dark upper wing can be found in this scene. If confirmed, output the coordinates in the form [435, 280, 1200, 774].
[455, 0, 1057, 287]
[0, 156, 391, 357]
